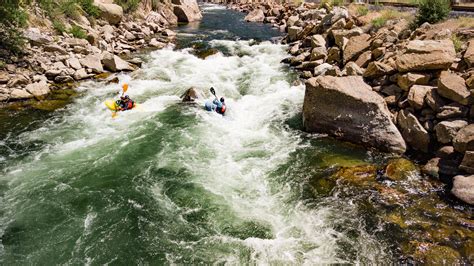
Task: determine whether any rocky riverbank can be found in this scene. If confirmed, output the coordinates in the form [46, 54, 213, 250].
[0, 0, 202, 109]
[210, 0, 474, 206]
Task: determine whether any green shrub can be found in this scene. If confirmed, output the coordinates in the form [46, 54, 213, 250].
[414, 0, 451, 26]
[61, 0, 80, 19]
[78, 0, 100, 17]
[114, 0, 141, 13]
[332, 0, 344, 6]
[0, 0, 27, 54]
[356, 5, 369, 16]
[70, 25, 87, 39]
[53, 20, 66, 34]
[451, 34, 463, 53]
[0, 60, 5, 69]
[371, 17, 387, 28]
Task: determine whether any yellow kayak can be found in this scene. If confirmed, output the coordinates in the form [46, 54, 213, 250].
[104, 99, 141, 112]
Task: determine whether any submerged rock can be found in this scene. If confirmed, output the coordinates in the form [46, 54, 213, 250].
[303, 76, 406, 154]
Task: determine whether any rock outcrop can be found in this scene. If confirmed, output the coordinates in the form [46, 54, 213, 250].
[94, 0, 124, 25]
[303, 76, 406, 154]
[172, 0, 203, 22]
[395, 40, 456, 72]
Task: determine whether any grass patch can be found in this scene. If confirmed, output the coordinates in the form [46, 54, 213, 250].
[69, 25, 87, 39]
[371, 9, 406, 28]
[60, 0, 80, 19]
[53, 20, 66, 34]
[0, 60, 5, 69]
[457, 17, 474, 28]
[371, 16, 387, 28]
[114, 0, 141, 13]
[356, 5, 369, 16]
[451, 34, 463, 53]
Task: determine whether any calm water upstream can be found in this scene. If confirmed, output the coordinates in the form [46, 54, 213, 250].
[3, 4, 464, 264]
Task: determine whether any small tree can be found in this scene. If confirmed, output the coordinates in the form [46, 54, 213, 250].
[0, 0, 27, 54]
[414, 0, 451, 26]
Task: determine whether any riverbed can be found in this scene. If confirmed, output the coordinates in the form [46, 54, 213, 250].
[0, 4, 472, 264]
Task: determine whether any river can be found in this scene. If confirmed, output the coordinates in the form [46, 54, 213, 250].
[0, 4, 471, 264]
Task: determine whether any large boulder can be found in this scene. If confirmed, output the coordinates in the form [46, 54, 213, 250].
[453, 124, 474, 153]
[437, 71, 471, 105]
[460, 152, 474, 174]
[343, 34, 371, 64]
[244, 9, 264, 22]
[452, 175, 474, 205]
[25, 81, 50, 100]
[10, 89, 33, 100]
[397, 109, 430, 153]
[101, 51, 135, 72]
[303, 76, 406, 154]
[24, 28, 52, 46]
[464, 40, 474, 67]
[80, 54, 103, 73]
[94, 0, 123, 25]
[172, 0, 202, 23]
[434, 120, 468, 144]
[396, 40, 456, 72]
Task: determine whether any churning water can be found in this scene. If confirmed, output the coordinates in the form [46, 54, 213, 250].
[0, 4, 391, 264]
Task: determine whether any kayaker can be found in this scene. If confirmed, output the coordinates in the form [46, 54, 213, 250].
[205, 87, 226, 115]
[116, 95, 134, 111]
[215, 97, 226, 115]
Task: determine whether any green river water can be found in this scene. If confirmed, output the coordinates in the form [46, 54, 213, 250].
[1, 4, 473, 264]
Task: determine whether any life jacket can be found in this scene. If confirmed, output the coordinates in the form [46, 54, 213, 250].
[126, 100, 134, 110]
[217, 104, 226, 114]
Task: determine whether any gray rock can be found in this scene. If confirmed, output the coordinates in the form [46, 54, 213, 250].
[344, 62, 364, 76]
[434, 120, 468, 144]
[363, 61, 394, 79]
[44, 44, 68, 55]
[73, 68, 90, 80]
[397, 72, 430, 91]
[310, 34, 326, 48]
[172, 0, 203, 23]
[94, 0, 123, 25]
[10, 89, 33, 100]
[407, 85, 433, 110]
[437, 103, 468, 119]
[303, 76, 406, 153]
[101, 51, 135, 72]
[244, 9, 265, 22]
[343, 34, 371, 64]
[67, 57, 82, 70]
[313, 63, 333, 76]
[288, 26, 302, 42]
[452, 175, 474, 205]
[25, 80, 50, 100]
[460, 152, 474, 174]
[55, 75, 74, 83]
[437, 71, 471, 105]
[80, 54, 103, 73]
[453, 124, 474, 153]
[310, 47, 327, 61]
[24, 28, 52, 46]
[397, 109, 430, 152]
[396, 39, 456, 72]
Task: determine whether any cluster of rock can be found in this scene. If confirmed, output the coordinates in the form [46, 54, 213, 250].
[0, 0, 202, 103]
[227, 2, 474, 205]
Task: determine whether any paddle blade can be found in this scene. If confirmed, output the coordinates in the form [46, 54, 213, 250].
[210, 87, 216, 96]
[122, 83, 129, 94]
